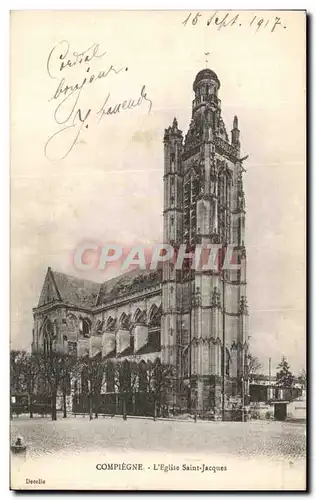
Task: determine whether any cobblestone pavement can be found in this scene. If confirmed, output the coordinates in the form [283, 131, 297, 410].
[11, 415, 306, 461]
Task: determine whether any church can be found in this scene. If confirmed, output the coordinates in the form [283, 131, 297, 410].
[32, 68, 249, 417]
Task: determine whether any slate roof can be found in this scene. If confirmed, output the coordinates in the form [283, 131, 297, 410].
[38, 265, 162, 310]
[49, 269, 100, 308]
[96, 267, 162, 306]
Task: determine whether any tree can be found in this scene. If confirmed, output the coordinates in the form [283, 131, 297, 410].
[38, 351, 65, 420]
[10, 350, 25, 394]
[10, 351, 41, 418]
[246, 352, 262, 379]
[114, 359, 139, 419]
[147, 358, 176, 419]
[297, 369, 306, 389]
[79, 355, 105, 420]
[276, 356, 295, 387]
[23, 353, 42, 418]
[58, 354, 79, 418]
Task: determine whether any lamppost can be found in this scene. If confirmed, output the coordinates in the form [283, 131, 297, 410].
[178, 340, 192, 411]
[221, 264, 226, 422]
[242, 338, 250, 421]
[88, 378, 93, 421]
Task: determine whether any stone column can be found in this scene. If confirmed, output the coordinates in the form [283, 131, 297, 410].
[116, 329, 130, 354]
[89, 335, 102, 357]
[102, 331, 116, 357]
[77, 338, 89, 357]
[134, 324, 148, 353]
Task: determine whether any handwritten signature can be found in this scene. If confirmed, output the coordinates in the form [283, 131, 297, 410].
[45, 41, 152, 162]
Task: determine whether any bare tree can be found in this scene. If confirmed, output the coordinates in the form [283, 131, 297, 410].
[246, 352, 263, 379]
[59, 354, 79, 418]
[79, 355, 105, 420]
[106, 358, 141, 419]
[38, 351, 66, 421]
[116, 360, 136, 419]
[147, 358, 176, 419]
[10, 350, 41, 418]
[10, 350, 25, 394]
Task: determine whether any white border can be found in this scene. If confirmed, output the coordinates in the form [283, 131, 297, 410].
[2, 2, 312, 499]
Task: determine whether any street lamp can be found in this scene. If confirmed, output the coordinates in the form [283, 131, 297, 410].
[88, 379, 93, 421]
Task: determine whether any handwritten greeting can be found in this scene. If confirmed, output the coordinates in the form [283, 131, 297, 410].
[45, 40, 152, 161]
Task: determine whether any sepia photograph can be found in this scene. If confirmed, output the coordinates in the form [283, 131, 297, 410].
[10, 10, 306, 491]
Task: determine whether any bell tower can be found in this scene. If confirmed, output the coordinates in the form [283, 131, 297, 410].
[161, 118, 183, 369]
[162, 69, 249, 418]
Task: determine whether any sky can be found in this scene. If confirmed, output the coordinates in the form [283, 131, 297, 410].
[10, 10, 306, 375]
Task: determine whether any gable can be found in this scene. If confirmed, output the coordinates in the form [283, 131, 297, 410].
[52, 271, 100, 308]
[38, 267, 61, 307]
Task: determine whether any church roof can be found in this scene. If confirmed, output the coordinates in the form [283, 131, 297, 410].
[96, 266, 161, 306]
[37, 266, 161, 310]
[51, 270, 100, 308]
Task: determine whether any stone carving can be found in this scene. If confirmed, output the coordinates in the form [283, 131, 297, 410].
[211, 287, 221, 308]
[240, 296, 249, 315]
[192, 286, 201, 307]
[66, 314, 78, 331]
[213, 136, 238, 162]
[239, 245, 246, 260]
[231, 340, 247, 351]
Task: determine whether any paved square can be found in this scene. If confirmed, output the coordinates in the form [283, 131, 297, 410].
[11, 415, 306, 460]
[10, 416, 306, 490]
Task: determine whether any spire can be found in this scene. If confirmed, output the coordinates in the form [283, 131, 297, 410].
[231, 115, 240, 149]
[164, 117, 182, 142]
[205, 52, 210, 68]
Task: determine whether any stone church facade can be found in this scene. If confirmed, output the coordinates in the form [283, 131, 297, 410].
[32, 68, 249, 416]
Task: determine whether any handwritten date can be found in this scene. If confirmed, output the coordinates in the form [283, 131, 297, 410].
[182, 12, 286, 33]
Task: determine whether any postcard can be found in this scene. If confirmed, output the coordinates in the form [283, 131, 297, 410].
[10, 10, 306, 490]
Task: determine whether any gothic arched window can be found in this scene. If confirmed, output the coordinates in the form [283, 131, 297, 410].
[95, 320, 103, 335]
[79, 318, 91, 338]
[148, 304, 161, 351]
[106, 316, 116, 332]
[133, 308, 146, 325]
[182, 348, 189, 378]
[119, 312, 131, 330]
[42, 318, 53, 356]
[225, 348, 231, 378]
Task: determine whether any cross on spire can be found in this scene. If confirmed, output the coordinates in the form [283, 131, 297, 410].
[204, 52, 210, 68]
